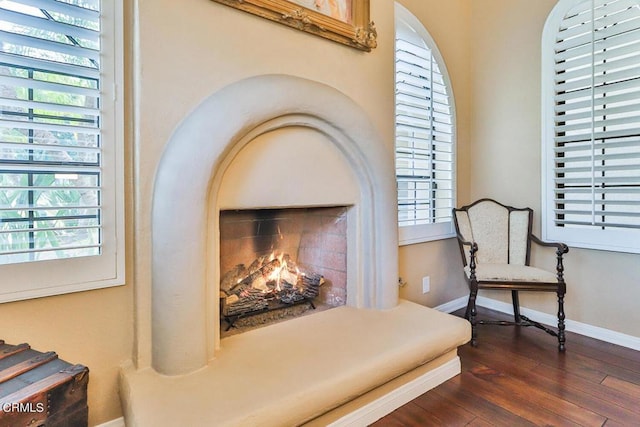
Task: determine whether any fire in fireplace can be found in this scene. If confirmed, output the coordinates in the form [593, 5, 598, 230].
[220, 252, 324, 326]
[219, 207, 348, 335]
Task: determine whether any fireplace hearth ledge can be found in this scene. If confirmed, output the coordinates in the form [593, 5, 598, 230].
[119, 300, 470, 426]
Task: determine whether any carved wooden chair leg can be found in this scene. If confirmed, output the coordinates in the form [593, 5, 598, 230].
[468, 290, 478, 347]
[464, 297, 472, 320]
[511, 290, 521, 323]
[558, 291, 566, 352]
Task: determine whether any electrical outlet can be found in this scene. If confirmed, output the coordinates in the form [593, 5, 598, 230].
[422, 276, 430, 294]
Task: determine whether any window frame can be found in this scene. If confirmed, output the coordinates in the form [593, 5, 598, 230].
[395, 2, 457, 246]
[0, 0, 125, 302]
[541, 0, 640, 254]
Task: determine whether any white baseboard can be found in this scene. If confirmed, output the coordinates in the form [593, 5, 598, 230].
[475, 296, 640, 351]
[434, 296, 468, 314]
[434, 295, 640, 351]
[327, 357, 461, 427]
[95, 417, 125, 427]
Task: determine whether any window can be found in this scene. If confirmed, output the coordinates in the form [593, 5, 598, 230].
[395, 3, 456, 245]
[0, 0, 124, 302]
[542, 0, 640, 253]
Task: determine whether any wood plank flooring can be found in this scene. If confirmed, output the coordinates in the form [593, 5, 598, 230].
[373, 307, 640, 426]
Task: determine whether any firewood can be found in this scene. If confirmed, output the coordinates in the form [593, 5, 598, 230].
[250, 275, 269, 292]
[247, 254, 270, 275]
[279, 269, 299, 287]
[225, 294, 239, 305]
[261, 258, 282, 278]
[224, 292, 268, 316]
[239, 287, 265, 300]
[221, 252, 326, 319]
[240, 258, 280, 287]
[221, 264, 247, 295]
[279, 290, 305, 304]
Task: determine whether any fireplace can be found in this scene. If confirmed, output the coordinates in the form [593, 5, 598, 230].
[122, 75, 468, 427]
[149, 74, 399, 375]
[219, 207, 348, 335]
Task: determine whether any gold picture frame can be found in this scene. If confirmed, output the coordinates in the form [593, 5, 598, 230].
[212, 0, 377, 52]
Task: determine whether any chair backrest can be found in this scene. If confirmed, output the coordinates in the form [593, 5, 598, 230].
[453, 199, 533, 266]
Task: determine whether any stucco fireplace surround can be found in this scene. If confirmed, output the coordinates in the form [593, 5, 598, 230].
[119, 75, 470, 426]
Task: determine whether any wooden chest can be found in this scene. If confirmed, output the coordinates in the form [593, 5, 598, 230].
[0, 340, 89, 427]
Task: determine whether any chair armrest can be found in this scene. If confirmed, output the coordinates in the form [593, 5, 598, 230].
[455, 233, 478, 259]
[531, 234, 568, 283]
[531, 234, 569, 254]
[454, 230, 477, 250]
[455, 232, 478, 279]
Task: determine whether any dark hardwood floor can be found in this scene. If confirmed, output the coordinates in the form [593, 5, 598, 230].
[373, 307, 640, 426]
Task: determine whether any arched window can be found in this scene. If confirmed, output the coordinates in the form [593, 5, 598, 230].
[395, 3, 456, 245]
[542, 0, 640, 253]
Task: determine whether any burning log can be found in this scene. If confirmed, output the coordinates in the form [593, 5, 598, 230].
[220, 252, 325, 318]
[224, 287, 268, 316]
[279, 291, 305, 304]
[279, 268, 299, 288]
[300, 273, 325, 299]
[224, 299, 268, 317]
[241, 258, 282, 291]
[220, 264, 247, 296]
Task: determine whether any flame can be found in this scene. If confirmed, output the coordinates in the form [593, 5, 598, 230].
[263, 251, 301, 293]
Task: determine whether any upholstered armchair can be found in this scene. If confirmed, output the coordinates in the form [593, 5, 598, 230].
[453, 199, 569, 351]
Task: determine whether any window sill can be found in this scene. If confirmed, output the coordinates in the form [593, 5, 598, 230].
[399, 222, 455, 246]
[0, 253, 125, 304]
[543, 224, 640, 255]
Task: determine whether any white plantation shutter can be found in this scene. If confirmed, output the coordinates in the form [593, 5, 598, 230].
[395, 4, 455, 244]
[543, 0, 640, 253]
[0, 0, 124, 301]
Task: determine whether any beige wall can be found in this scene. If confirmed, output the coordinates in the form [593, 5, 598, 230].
[396, 0, 472, 308]
[469, 0, 553, 206]
[469, 0, 640, 337]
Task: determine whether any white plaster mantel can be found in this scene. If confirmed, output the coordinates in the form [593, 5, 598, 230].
[151, 75, 399, 375]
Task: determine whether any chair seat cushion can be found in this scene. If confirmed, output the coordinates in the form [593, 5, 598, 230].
[464, 263, 558, 283]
